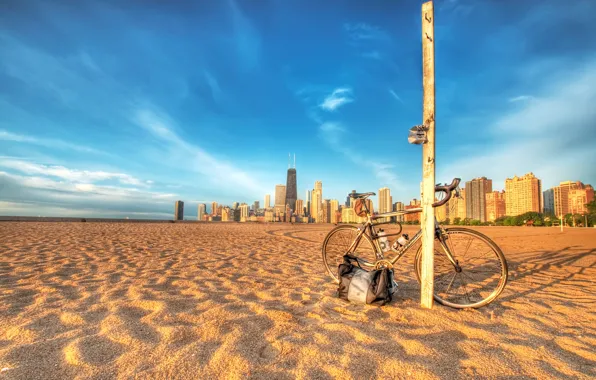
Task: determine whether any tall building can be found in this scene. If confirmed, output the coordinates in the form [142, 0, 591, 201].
[253, 201, 260, 211]
[543, 188, 555, 215]
[486, 191, 506, 222]
[197, 203, 206, 221]
[285, 154, 298, 212]
[346, 190, 356, 207]
[394, 201, 404, 222]
[295, 199, 304, 216]
[554, 181, 585, 217]
[378, 187, 392, 222]
[465, 177, 492, 222]
[232, 202, 239, 210]
[569, 185, 594, 215]
[330, 199, 339, 223]
[211, 201, 218, 216]
[274, 184, 286, 214]
[264, 194, 271, 209]
[174, 200, 184, 221]
[505, 172, 542, 216]
[305, 189, 312, 217]
[312, 181, 323, 222]
[240, 204, 250, 221]
[222, 207, 231, 222]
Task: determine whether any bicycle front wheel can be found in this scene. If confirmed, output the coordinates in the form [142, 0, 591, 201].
[322, 225, 377, 284]
[414, 227, 508, 309]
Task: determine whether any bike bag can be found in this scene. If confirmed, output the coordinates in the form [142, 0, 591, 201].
[337, 254, 395, 306]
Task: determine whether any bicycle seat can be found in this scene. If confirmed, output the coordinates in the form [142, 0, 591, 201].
[349, 191, 376, 199]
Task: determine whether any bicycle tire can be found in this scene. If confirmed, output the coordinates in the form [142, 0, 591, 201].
[413, 227, 508, 309]
[322, 224, 377, 284]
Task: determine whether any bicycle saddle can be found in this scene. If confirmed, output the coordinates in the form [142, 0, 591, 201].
[349, 191, 376, 199]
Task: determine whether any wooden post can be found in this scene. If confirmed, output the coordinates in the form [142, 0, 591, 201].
[420, 0, 436, 309]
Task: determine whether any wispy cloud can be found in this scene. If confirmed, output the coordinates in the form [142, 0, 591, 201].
[320, 87, 354, 112]
[0, 130, 111, 156]
[508, 95, 534, 103]
[203, 70, 222, 102]
[319, 122, 403, 191]
[227, 0, 261, 71]
[388, 89, 404, 104]
[344, 23, 389, 42]
[134, 107, 269, 198]
[0, 158, 148, 187]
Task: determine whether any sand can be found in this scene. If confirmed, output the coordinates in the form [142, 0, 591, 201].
[0, 222, 594, 379]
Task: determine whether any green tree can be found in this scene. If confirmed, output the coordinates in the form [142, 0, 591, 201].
[453, 217, 461, 225]
[586, 200, 596, 214]
[470, 219, 481, 226]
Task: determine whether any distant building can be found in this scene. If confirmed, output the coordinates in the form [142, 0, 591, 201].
[569, 185, 594, 215]
[211, 201, 218, 216]
[264, 194, 271, 209]
[312, 181, 323, 222]
[543, 188, 555, 215]
[465, 177, 492, 222]
[295, 199, 304, 217]
[505, 172, 542, 216]
[274, 184, 286, 214]
[394, 202, 404, 222]
[330, 199, 339, 223]
[486, 191, 506, 222]
[174, 200, 184, 221]
[253, 201, 260, 211]
[197, 203, 206, 221]
[285, 155, 298, 212]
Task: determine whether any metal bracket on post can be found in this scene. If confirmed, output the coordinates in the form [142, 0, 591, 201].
[408, 124, 429, 145]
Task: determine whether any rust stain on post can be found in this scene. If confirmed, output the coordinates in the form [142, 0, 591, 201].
[421, 0, 436, 309]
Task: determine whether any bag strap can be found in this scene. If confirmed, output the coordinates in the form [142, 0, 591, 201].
[343, 254, 362, 269]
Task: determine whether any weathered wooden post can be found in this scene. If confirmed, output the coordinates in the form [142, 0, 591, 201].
[420, 0, 436, 309]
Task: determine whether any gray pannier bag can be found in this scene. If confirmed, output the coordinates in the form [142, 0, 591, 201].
[337, 254, 397, 306]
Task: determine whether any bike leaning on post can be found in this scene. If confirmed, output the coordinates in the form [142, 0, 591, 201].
[322, 178, 509, 309]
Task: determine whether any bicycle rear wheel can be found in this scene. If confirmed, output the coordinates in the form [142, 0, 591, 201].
[322, 225, 377, 283]
[414, 227, 508, 309]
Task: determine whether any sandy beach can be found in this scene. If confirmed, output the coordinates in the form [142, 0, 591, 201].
[0, 222, 594, 379]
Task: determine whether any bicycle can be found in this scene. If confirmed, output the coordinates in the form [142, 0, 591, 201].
[322, 178, 508, 309]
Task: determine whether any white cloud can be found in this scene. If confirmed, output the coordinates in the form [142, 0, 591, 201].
[389, 89, 404, 104]
[344, 23, 389, 42]
[133, 108, 269, 198]
[438, 58, 596, 190]
[508, 95, 533, 102]
[318, 122, 404, 192]
[0, 130, 111, 156]
[0, 158, 147, 187]
[320, 87, 354, 112]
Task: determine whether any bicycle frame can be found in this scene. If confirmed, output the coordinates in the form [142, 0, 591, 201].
[346, 208, 459, 269]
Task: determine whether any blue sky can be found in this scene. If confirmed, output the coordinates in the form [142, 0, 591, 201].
[1, 0, 595, 219]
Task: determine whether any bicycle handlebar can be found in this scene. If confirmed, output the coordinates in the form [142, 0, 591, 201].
[432, 178, 461, 207]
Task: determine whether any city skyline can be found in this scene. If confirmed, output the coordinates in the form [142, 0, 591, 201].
[1, 0, 595, 219]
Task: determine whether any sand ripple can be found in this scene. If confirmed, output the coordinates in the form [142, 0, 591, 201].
[0, 222, 594, 379]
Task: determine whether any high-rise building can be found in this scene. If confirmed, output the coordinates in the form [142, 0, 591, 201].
[305, 190, 312, 217]
[285, 154, 298, 212]
[505, 172, 542, 216]
[174, 200, 184, 221]
[394, 202, 404, 222]
[295, 199, 304, 216]
[211, 201, 218, 216]
[486, 191, 506, 222]
[554, 181, 584, 217]
[543, 189, 555, 215]
[240, 204, 250, 221]
[222, 207, 231, 222]
[253, 201, 260, 211]
[378, 187, 392, 222]
[465, 177, 492, 222]
[330, 199, 339, 223]
[312, 181, 323, 222]
[232, 202, 239, 210]
[347, 190, 356, 207]
[274, 184, 286, 214]
[569, 185, 594, 215]
[264, 194, 271, 209]
[197, 203, 206, 221]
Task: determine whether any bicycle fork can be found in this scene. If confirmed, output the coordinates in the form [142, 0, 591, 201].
[435, 223, 462, 272]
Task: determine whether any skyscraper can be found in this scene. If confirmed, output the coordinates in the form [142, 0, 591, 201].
[197, 203, 206, 221]
[465, 177, 492, 222]
[264, 194, 271, 209]
[312, 181, 323, 222]
[486, 191, 506, 222]
[285, 154, 298, 212]
[543, 188, 555, 215]
[175, 200, 184, 221]
[569, 185, 594, 215]
[295, 199, 304, 216]
[505, 172, 542, 216]
[306, 189, 312, 217]
[275, 184, 286, 214]
[554, 181, 584, 217]
[253, 201, 260, 211]
[330, 199, 339, 223]
[211, 201, 218, 216]
[378, 187, 392, 222]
